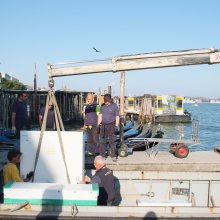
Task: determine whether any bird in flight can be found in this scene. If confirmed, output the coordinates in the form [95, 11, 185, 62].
[93, 47, 101, 53]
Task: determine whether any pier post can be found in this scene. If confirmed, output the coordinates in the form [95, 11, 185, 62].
[118, 71, 128, 157]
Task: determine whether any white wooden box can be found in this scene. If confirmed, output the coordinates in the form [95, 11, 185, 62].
[4, 181, 98, 206]
[20, 131, 84, 184]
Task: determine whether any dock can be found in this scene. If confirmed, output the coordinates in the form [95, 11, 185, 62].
[86, 150, 220, 172]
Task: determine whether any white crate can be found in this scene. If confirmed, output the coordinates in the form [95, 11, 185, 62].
[4, 182, 98, 206]
[20, 131, 84, 184]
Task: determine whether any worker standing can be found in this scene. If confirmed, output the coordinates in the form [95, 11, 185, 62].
[84, 93, 100, 155]
[11, 92, 28, 139]
[98, 94, 119, 162]
[39, 102, 55, 130]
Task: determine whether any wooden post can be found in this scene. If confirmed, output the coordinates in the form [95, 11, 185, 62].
[33, 63, 37, 124]
[108, 86, 112, 96]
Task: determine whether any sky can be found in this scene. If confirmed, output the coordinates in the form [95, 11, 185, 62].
[0, 0, 220, 98]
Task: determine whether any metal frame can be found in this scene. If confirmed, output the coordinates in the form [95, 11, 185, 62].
[128, 119, 200, 157]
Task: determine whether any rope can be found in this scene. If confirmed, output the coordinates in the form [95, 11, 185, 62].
[32, 93, 50, 182]
[33, 89, 70, 183]
[50, 92, 70, 183]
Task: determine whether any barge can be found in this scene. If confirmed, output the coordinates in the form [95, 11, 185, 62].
[1, 151, 220, 219]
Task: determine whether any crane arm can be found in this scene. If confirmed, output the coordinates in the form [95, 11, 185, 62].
[48, 48, 220, 78]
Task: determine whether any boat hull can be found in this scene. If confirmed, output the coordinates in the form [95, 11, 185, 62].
[1, 151, 220, 218]
[155, 114, 191, 123]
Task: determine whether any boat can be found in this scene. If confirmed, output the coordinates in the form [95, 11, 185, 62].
[155, 95, 191, 123]
[0, 135, 15, 150]
[124, 95, 191, 123]
[114, 120, 133, 135]
[0, 129, 16, 140]
[1, 151, 220, 219]
[116, 124, 143, 141]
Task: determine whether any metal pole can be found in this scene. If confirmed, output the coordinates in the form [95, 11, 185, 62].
[120, 71, 125, 148]
[33, 63, 37, 124]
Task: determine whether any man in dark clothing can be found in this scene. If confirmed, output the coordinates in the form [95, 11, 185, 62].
[39, 102, 55, 130]
[84, 93, 100, 155]
[11, 92, 28, 138]
[84, 155, 115, 206]
[98, 94, 119, 161]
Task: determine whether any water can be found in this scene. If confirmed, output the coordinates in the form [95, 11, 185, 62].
[144, 103, 220, 151]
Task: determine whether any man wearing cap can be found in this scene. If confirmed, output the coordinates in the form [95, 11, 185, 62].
[98, 94, 119, 162]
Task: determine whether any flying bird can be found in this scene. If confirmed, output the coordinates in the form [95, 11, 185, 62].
[93, 47, 101, 53]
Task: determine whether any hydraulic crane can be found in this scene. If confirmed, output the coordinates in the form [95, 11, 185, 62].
[47, 48, 220, 157]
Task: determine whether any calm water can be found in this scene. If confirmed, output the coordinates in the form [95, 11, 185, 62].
[145, 103, 220, 151]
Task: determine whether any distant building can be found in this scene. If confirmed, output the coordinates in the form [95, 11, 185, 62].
[210, 99, 220, 103]
[0, 72, 19, 82]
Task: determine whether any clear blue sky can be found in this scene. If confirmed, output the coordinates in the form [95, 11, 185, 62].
[0, 0, 220, 98]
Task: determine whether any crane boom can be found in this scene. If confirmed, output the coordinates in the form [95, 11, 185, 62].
[48, 48, 220, 78]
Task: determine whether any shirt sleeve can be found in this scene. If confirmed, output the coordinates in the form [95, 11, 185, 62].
[91, 176, 101, 185]
[39, 107, 45, 116]
[12, 102, 17, 113]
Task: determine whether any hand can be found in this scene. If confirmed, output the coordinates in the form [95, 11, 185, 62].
[26, 171, 34, 179]
[12, 126, 16, 134]
[84, 175, 91, 183]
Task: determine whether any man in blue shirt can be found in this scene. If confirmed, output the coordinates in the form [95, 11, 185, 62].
[98, 94, 119, 161]
[11, 92, 28, 139]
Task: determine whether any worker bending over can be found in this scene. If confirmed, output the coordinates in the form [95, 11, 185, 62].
[84, 155, 115, 205]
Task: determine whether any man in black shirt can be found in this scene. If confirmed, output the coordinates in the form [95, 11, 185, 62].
[38, 102, 55, 130]
[84, 155, 115, 205]
[11, 92, 28, 138]
[84, 93, 100, 155]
